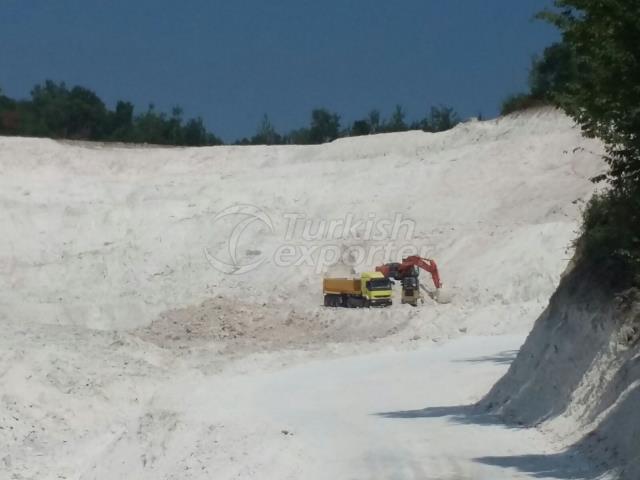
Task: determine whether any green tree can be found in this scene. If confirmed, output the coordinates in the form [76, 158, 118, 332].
[500, 93, 545, 116]
[309, 108, 340, 144]
[251, 114, 280, 145]
[133, 104, 168, 144]
[164, 106, 184, 145]
[66, 86, 107, 139]
[368, 109, 381, 133]
[29, 80, 71, 137]
[284, 127, 311, 145]
[529, 42, 577, 100]
[499, 41, 576, 115]
[385, 105, 407, 132]
[28, 82, 107, 139]
[0, 87, 18, 134]
[205, 132, 223, 146]
[182, 117, 207, 146]
[539, 1, 640, 188]
[0, 80, 222, 146]
[109, 100, 134, 140]
[423, 105, 460, 132]
[351, 119, 371, 136]
[539, 0, 640, 275]
[0, 87, 9, 107]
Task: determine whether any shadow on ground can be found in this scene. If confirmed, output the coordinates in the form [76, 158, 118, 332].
[377, 405, 606, 479]
[375, 404, 522, 428]
[455, 350, 519, 365]
[476, 452, 604, 479]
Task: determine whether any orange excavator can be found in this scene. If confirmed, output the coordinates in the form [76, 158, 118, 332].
[376, 256, 443, 306]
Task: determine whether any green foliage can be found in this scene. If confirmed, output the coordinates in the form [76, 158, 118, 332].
[368, 110, 381, 134]
[0, 81, 461, 146]
[345, 104, 460, 139]
[0, 87, 18, 134]
[350, 119, 371, 137]
[29, 80, 72, 136]
[309, 109, 340, 144]
[423, 106, 460, 132]
[283, 127, 311, 145]
[67, 86, 108, 139]
[251, 114, 281, 145]
[181, 118, 211, 146]
[529, 42, 577, 100]
[500, 93, 548, 116]
[384, 105, 407, 132]
[538, 1, 640, 189]
[579, 186, 640, 280]
[109, 101, 134, 140]
[0, 80, 221, 146]
[131, 104, 168, 144]
[538, 0, 640, 280]
[499, 41, 575, 115]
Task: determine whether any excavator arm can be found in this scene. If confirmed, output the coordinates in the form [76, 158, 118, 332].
[375, 262, 400, 279]
[376, 256, 442, 289]
[402, 256, 442, 289]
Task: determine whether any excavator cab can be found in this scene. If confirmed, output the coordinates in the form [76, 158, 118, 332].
[401, 275, 422, 306]
[375, 256, 444, 306]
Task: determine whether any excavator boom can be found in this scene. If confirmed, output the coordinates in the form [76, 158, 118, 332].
[375, 256, 442, 289]
[403, 256, 442, 289]
[374, 256, 449, 306]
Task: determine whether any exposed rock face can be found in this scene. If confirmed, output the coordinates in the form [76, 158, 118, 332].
[480, 260, 640, 478]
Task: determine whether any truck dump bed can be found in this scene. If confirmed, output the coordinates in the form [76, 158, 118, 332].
[323, 278, 361, 295]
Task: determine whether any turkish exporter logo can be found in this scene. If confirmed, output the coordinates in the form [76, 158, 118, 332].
[203, 204, 275, 274]
[204, 204, 433, 274]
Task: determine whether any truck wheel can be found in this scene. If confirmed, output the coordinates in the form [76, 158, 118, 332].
[324, 294, 340, 307]
[347, 297, 366, 308]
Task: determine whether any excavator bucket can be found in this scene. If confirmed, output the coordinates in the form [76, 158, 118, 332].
[434, 288, 452, 304]
[420, 284, 452, 304]
[377, 256, 448, 305]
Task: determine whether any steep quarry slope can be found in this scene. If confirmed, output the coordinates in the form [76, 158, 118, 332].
[0, 108, 603, 340]
[0, 108, 608, 479]
[480, 261, 640, 479]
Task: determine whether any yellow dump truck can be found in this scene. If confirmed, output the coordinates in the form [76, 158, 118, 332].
[323, 272, 393, 308]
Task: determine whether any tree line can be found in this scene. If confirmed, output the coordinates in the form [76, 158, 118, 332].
[0, 80, 460, 146]
[0, 81, 222, 146]
[499, 40, 576, 116]
[234, 105, 460, 146]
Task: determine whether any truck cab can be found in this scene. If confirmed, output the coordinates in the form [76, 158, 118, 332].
[360, 272, 393, 306]
[323, 271, 393, 308]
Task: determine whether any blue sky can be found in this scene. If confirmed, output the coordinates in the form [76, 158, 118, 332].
[0, 0, 557, 141]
